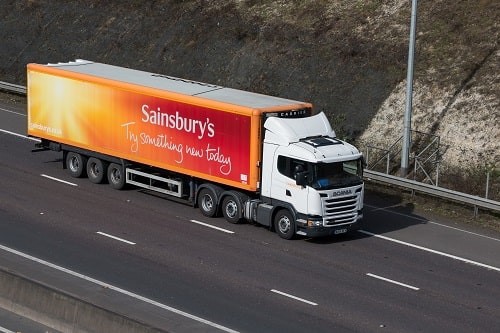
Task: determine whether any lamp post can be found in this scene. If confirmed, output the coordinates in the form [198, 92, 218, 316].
[401, 0, 418, 176]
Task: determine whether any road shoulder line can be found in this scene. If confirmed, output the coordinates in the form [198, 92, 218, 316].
[358, 230, 500, 272]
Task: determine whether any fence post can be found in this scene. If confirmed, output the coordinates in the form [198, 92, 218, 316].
[435, 162, 439, 187]
[485, 171, 490, 199]
[386, 153, 390, 174]
[413, 156, 417, 180]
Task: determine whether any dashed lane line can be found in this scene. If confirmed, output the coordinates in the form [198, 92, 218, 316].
[366, 273, 420, 291]
[96, 231, 136, 245]
[41, 174, 78, 187]
[270, 289, 318, 306]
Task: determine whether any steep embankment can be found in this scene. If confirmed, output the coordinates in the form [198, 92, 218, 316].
[1, 0, 498, 191]
[358, 1, 499, 174]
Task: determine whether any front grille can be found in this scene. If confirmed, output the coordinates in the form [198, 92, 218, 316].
[322, 194, 359, 226]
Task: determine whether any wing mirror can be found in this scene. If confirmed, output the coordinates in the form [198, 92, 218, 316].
[295, 171, 308, 187]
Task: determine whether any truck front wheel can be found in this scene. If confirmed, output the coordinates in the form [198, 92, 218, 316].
[108, 163, 126, 190]
[198, 188, 217, 217]
[66, 152, 87, 178]
[274, 209, 295, 240]
[87, 157, 107, 184]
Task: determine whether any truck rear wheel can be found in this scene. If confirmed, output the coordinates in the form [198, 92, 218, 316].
[222, 193, 243, 224]
[198, 188, 218, 217]
[108, 163, 126, 190]
[66, 152, 87, 178]
[274, 209, 295, 240]
[87, 157, 107, 184]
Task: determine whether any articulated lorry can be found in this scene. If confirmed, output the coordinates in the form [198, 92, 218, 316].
[27, 59, 364, 239]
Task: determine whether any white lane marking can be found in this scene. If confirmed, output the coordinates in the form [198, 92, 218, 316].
[189, 219, 235, 234]
[0, 128, 40, 142]
[0, 107, 25, 116]
[270, 289, 318, 306]
[41, 174, 78, 187]
[0, 244, 240, 333]
[0, 325, 16, 333]
[359, 230, 500, 272]
[366, 273, 420, 291]
[365, 203, 500, 242]
[428, 221, 500, 242]
[96, 231, 136, 245]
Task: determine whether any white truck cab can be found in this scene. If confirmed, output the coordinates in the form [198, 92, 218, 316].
[255, 111, 364, 239]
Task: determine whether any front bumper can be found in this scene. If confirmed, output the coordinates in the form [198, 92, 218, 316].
[296, 211, 363, 238]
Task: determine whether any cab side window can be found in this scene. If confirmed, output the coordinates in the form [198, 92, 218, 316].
[277, 156, 306, 179]
[277, 155, 289, 177]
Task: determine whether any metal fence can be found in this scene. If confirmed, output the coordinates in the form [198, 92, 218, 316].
[363, 125, 500, 211]
[364, 169, 500, 217]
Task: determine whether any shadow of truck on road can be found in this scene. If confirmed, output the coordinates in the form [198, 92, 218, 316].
[307, 187, 428, 244]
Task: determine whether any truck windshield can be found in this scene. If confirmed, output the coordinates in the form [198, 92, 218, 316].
[310, 158, 363, 190]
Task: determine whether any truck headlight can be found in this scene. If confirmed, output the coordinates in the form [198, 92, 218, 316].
[307, 220, 323, 227]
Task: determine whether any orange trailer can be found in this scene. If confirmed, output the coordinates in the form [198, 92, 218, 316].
[28, 60, 311, 192]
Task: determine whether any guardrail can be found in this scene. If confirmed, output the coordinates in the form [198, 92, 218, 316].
[1, 81, 499, 216]
[365, 169, 500, 216]
[0, 81, 26, 94]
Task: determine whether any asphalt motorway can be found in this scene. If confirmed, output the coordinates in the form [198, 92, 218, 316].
[1, 99, 500, 332]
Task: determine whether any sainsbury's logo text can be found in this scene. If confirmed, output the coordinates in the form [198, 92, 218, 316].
[141, 104, 215, 140]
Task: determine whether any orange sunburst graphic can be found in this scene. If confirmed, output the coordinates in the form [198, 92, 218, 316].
[27, 66, 254, 189]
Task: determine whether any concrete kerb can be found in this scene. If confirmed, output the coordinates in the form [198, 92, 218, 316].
[0, 267, 168, 333]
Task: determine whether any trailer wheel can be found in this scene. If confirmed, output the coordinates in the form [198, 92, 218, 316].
[198, 188, 217, 217]
[87, 157, 107, 184]
[222, 193, 243, 224]
[66, 152, 87, 178]
[274, 209, 295, 240]
[107, 163, 126, 190]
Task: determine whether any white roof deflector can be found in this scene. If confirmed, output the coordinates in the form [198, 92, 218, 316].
[264, 112, 336, 145]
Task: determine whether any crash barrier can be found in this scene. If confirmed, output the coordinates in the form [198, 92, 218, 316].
[365, 169, 500, 216]
[0, 81, 26, 94]
[0, 267, 167, 333]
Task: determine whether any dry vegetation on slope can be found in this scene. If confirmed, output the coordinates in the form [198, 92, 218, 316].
[356, 0, 499, 197]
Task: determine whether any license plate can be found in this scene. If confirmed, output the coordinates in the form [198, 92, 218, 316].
[334, 228, 348, 235]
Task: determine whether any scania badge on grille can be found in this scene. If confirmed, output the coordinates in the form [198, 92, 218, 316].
[332, 189, 352, 197]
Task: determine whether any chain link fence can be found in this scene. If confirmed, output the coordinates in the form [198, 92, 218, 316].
[363, 130, 499, 202]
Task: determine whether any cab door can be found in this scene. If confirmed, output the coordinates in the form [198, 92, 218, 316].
[269, 151, 309, 214]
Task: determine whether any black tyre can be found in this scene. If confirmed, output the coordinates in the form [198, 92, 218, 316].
[107, 163, 126, 190]
[87, 157, 107, 184]
[274, 209, 295, 240]
[66, 152, 87, 178]
[198, 188, 218, 217]
[222, 194, 243, 224]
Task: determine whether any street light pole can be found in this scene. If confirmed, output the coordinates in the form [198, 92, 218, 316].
[401, 0, 418, 176]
